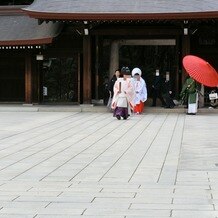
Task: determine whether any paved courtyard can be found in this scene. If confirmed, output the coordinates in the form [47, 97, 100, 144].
[0, 111, 217, 218]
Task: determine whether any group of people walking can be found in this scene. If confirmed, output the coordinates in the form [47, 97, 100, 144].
[108, 67, 147, 120]
[106, 67, 199, 120]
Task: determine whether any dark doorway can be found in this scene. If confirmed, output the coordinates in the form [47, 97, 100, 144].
[119, 45, 177, 97]
[42, 56, 80, 103]
[0, 57, 25, 102]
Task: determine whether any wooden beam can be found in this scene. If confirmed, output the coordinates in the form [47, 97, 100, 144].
[91, 27, 183, 36]
[83, 36, 92, 104]
[24, 10, 218, 21]
[121, 39, 176, 46]
[25, 56, 32, 104]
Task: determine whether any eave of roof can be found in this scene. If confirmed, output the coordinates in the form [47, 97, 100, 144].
[23, 11, 218, 21]
[0, 8, 62, 46]
[0, 38, 53, 46]
[0, 5, 25, 13]
[23, 0, 218, 20]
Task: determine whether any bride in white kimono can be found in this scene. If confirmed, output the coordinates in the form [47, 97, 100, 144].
[132, 68, 147, 114]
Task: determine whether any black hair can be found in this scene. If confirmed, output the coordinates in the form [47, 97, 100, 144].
[115, 69, 121, 72]
[121, 67, 131, 75]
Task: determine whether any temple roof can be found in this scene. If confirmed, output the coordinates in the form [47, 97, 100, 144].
[24, 0, 218, 20]
[0, 12, 61, 46]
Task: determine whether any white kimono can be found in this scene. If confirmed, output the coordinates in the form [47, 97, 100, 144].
[133, 78, 147, 105]
[188, 92, 199, 114]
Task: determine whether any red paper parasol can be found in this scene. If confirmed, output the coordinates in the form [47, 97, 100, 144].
[183, 55, 218, 87]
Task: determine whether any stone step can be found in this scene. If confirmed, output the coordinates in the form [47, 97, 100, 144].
[0, 104, 217, 113]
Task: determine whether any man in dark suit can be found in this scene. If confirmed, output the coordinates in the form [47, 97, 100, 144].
[151, 70, 166, 107]
[163, 72, 175, 108]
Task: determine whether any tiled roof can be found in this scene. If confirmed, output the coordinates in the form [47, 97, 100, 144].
[24, 0, 218, 20]
[0, 14, 61, 46]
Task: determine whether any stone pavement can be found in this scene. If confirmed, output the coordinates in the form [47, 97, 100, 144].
[0, 111, 217, 218]
[0, 104, 217, 114]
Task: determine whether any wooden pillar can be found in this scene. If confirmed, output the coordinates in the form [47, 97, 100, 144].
[77, 53, 81, 103]
[31, 58, 39, 103]
[95, 36, 99, 100]
[175, 36, 180, 95]
[181, 35, 190, 83]
[199, 85, 205, 108]
[109, 40, 119, 78]
[25, 56, 32, 104]
[83, 36, 92, 104]
[38, 61, 43, 103]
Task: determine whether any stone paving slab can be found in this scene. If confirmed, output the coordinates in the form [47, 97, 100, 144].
[0, 112, 217, 217]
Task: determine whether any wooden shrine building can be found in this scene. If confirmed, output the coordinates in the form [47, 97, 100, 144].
[0, 0, 218, 104]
